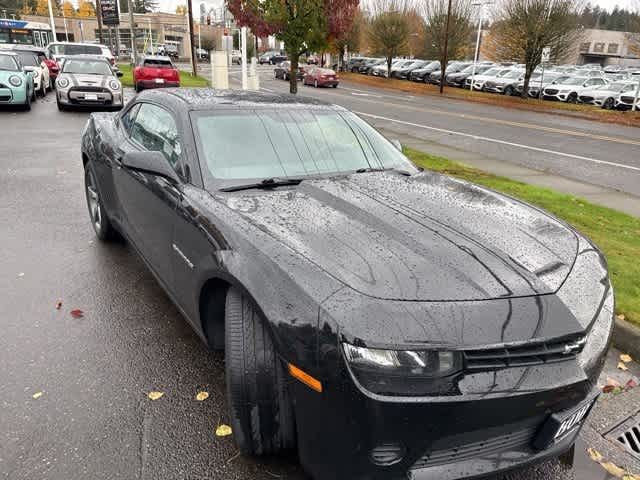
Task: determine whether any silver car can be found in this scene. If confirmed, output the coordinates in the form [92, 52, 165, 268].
[56, 56, 123, 111]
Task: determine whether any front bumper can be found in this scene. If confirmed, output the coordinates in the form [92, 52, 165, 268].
[57, 88, 123, 107]
[291, 353, 600, 480]
[0, 86, 27, 104]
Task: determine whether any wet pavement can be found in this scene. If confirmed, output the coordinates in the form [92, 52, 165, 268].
[0, 91, 637, 480]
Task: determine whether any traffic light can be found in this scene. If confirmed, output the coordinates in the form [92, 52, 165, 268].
[206, 15, 210, 25]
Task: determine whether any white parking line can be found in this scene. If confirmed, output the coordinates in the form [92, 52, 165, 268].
[355, 112, 640, 173]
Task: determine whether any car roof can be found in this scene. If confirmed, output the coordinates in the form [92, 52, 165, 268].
[0, 51, 18, 56]
[138, 88, 339, 111]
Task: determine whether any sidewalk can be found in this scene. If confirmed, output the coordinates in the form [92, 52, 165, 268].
[386, 129, 640, 218]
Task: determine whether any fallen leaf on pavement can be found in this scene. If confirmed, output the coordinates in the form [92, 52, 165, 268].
[196, 391, 209, 401]
[147, 391, 164, 401]
[601, 461, 626, 477]
[55, 301, 63, 310]
[618, 362, 630, 371]
[603, 384, 616, 393]
[620, 354, 633, 363]
[32, 391, 43, 399]
[588, 448, 603, 462]
[216, 424, 232, 437]
[70, 309, 84, 319]
[626, 379, 638, 390]
[616, 314, 626, 321]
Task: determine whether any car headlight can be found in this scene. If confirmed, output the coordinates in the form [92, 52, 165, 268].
[9, 75, 22, 87]
[31, 70, 39, 77]
[343, 343, 463, 396]
[109, 79, 120, 90]
[57, 77, 69, 88]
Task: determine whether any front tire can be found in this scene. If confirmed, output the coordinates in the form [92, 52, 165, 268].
[504, 86, 514, 96]
[85, 164, 116, 241]
[224, 287, 296, 455]
[603, 98, 614, 110]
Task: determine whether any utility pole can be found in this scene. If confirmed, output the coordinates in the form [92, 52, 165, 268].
[439, 0, 452, 94]
[127, 0, 137, 64]
[469, 1, 491, 92]
[96, 0, 104, 44]
[46, 0, 57, 40]
[187, 0, 197, 76]
[241, 26, 247, 89]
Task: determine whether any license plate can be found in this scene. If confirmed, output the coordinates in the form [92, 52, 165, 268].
[85, 93, 98, 100]
[533, 391, 599, 450]
[155, 78, 165, 84]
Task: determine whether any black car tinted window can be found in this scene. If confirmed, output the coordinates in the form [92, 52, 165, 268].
[131, 104, 181, 168]
[143, 59, 173, 68]
[121, 103, 141, 135]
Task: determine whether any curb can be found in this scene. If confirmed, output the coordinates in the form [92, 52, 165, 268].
[613, 318, 640, 360]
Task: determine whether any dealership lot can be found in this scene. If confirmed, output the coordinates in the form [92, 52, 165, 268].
[1, 85, 639, 479]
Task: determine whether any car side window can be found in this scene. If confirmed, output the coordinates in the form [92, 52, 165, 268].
[130, 103, 182, 169]
[121, 103, 141, 135]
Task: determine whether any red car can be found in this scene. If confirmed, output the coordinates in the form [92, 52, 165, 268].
[303, 67, 339, 88]
[133, 55, 180, 92]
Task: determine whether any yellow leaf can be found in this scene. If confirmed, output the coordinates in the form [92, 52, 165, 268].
[601, 461, 626, 477]
[216, 424, 232, 437]
[617, 314, 626, 321]
[618, 362, 629, 371]
[623, 475, 640, 480]
[620, 354, 633, 363]
[32, 391, 43, 399]
[588, 447, 603, 462]
[147, 391, 164, 401]
[196, 391, 209, 401]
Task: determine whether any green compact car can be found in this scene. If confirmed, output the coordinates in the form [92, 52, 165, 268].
[0, 52, 35, 111]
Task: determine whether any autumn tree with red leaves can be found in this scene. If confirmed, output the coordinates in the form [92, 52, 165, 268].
[227, 0, 359, 93]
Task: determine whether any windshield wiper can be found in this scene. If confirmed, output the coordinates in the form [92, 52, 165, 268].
[220, 177, 304, 192]
[355, 167, 414, 176]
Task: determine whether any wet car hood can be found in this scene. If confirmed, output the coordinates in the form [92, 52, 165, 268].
[220, 171, 577, 302]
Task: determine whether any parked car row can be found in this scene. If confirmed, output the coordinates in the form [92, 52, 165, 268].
[346, 56, 640, 110]
[273, 62, 339, 88]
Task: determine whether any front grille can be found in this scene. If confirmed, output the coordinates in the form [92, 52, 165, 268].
[463, 336, 585, 372]
[620, 96, 635, 104]
[412, 424, 538, 469]
[0, 94, 11, 102]
[0, 83, 7, 88]
[485, 81, 496, 89]
[545, 88, 559, 95]
[71, 85, 110, 93]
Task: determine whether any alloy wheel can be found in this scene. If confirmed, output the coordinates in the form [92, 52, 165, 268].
[86, 170, 102, 231]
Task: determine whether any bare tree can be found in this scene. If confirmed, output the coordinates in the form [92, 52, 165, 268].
[368, 0, 412, 78]
[421, 0, 473, 93]
[490, 0, 582, 99]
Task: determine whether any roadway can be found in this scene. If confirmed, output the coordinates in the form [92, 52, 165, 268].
[220, 64, 640, 214]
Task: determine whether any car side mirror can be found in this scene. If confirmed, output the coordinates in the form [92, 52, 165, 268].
[121, 151, 180, 184]
[391, 139, 402, 151]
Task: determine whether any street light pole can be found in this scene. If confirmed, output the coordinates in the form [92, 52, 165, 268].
[46, 0, 57, 40]
[241, 26, 247, 90]
[439, 0, 453, 94]
[187, 0, 198, 76]
[469, 1, 491, 92]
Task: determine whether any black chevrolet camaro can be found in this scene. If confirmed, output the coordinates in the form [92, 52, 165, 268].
[81, 89, 614, 480]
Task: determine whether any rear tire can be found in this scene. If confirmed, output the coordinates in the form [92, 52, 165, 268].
[504, 86, 514, 96]
[224, 287, 296, 456]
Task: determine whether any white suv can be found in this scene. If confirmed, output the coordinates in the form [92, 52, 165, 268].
[542, 77, 607, 102]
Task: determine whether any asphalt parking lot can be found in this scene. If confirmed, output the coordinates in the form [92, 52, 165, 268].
[0, 87, 638, 480]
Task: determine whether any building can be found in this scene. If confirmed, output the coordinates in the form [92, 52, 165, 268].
[564, 28, 640, 67]
[23, 12, 223, 59]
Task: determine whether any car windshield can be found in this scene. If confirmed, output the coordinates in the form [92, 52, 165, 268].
[63, 59, 112, 75]
[143, 59, 172, 68]
[562, 77, 588, 85]
[52, 44, 104, 56]
[16, 53, 38, 67]
[0, 55, 19, 71]
[193, 109, 416, 183]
